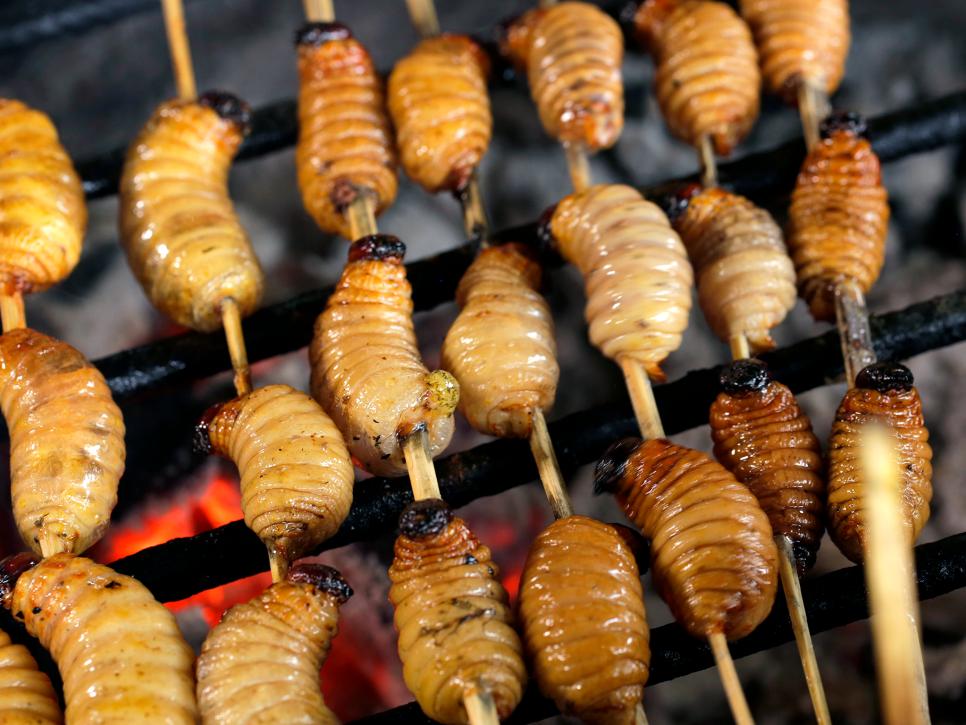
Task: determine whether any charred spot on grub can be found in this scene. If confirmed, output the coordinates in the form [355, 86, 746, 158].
[348, 235, 406, 263]
[720, 358, 772, 396]
[820, 111, 868, 140]
[0, 553, 39, 607]
[398, 499, 453, 539]
[198, 90, 253, 135]
[855, 361, 914, 393]
[594, 438, 642, 495]
[288, 563, 353, 604]
[295, 21, 352, 46]
[659, 181, 703, 222]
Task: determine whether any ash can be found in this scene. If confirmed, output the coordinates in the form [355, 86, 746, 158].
[1, 0, 964, 722]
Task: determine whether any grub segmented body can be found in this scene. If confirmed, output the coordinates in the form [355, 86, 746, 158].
[672, 186, 796, 353]
[0, 628, 61, 724]
[441, 244, 558, 438]
[296, 23, 398, 239]
[119, 93, 264, 332]
[787, 115, 888, 321]
[504, 3, 624, 151]
[596, 438, 778, 640]
[634, 0, 761, 155]
[197, 564, 352, 725]
[200, 384, 354, 566]
[388, 500, 526, 725]
[0, 328, 124, 557]
[0, 99, 86, 295]
[519, 515, 649, 724]
[548, 184, 692, 381]
[0, 553, 197, 723]
[310, 236, 458, 476]
[739, 0, 850, 101]
[710, 360, 825, 569]
[388, 34, 491, 193]
[827, 362, 932, 563]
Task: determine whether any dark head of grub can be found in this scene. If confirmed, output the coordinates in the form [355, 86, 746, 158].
[594, 437, 643, 495]
[199, 90, 253, 135]
[398, 499, 453, 539]
[659, 181, 703, 222]
[348, 235, 406, 264]
[192, 403, 224, 455]
[855, 361, 914, 393]
[0, 553, 39, 608]
[792, 541, 818, 575]
[535, 203, 559, 256]
[820, 111, 868, 140]
[288, 563, 353, 604]
[720, 358, 772, 396]
[295, 21, 352, 47]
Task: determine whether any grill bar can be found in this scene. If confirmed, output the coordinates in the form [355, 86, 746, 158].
[93, 92, 966, 402]
[109, 289, 966, 602]
[351, 532, 966, 724]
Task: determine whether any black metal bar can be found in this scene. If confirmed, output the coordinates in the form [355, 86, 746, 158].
[109, 290, 966, 602]
[77, 84, 966, 201]
[92, 92, 966, 402]
[350, 532, 966, 724]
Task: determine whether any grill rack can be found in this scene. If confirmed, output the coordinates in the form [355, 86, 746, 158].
[3, 2, 966, 721]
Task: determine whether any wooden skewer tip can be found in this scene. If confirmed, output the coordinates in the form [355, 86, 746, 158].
[698, 134, 718, 189]
[463, 685, 499, 725]
[635, 702, 650, 725]
[564, 142, 592, 194]
[303, 0, 335, 23]
[160, 0, 197, 100]
[729, 333, 751, 362]
[38, 530, 67, 559]
[346, 192, 379, 241]
[619, 357, 666, 441]
[405, 0, 441, 38]
[221, 297, 252, 397]
[268, 547, 289, 583]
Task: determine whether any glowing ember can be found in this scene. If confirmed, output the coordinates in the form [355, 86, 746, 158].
[95, 470, 270, 628]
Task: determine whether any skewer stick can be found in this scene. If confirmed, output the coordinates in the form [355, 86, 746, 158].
[619, 357, 666, 440]
[303, 0, 334, 22]
[459, 172, 490, 243]
[775, 535, 832, 725]
[0, 293, 26, 333]
[698, 134, 718, 188]
[267, 547, 288, 583]
[161, 0, 196, 100]
[347, 193, 378, 240]
[405, 0, 440, 38]
[728, 335, 831, 722]
[797, 83, 829, 153]
[861, 425, 930, 725]
[834, 279, 876, 388]
[728, 333, 751, 361]
[463, 684, 500, 725]
[221, 298, 252, 396]
[38, 531, 67, 559]
[529, 409, 573, 520]
[564, 143, 592, 193]
[635, 703, 649, 725]
[709, 632, 755, 725]
[403, 428, 442, 501]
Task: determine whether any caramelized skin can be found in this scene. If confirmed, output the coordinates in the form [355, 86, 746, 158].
[197, 578, 344, 724]
[634, 0, 761, 155]
[674, 187, 795, 353]
[787, 128, 888, 320]
[389, 511, 526, 724]
[441, 244, 558, 438]
[204, 384, 354, 564]
[710, 381, 825, 560]
[0, 629, 61, 724]
[310, 251, 457, 476]
[297, 36, 397, 238]
[388, 35, 491, 193]
[0, 99, 86, 295]
[7, 554, 197, 723]
[827, 387, 932, 563]
[119, 99, 264, 332]
[506, 3, 624, 151]
[519, 516, 649, 724]
[611, 439, 778, 639]
[739, 0, 850, 101]
[550, 184, 693, 381]
[0, 328, 124, 556]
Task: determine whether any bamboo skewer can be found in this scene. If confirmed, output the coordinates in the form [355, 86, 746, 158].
[698, 134, 718, 188]
[405, 0, 440, 38]
[347, 193, 378, 240]
[564, 142, 592, 193]
[0, 293, 26, 333]
[797, 83, 828, 154]
[459, 171, 489, 243]
[709, 632, 755, 725]
[303, 0, 334, 23]
[221, 298, 252, 396]
[861, 425, 931, 725]
[402, 428, 442, 501]
[529, 409, 573, 520]
[835, 279, 877, 388]
[728, 333, 831, 724]
[161, 0, 196, 100]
